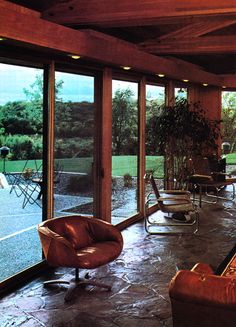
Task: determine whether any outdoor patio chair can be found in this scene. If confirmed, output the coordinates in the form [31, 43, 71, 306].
[144, 172, 199, 235]
[188, 156, 236, 207]
[38, 215, 123, 302]
[10, 160, 42, 208]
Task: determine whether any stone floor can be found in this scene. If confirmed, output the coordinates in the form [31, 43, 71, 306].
[0, 192, 236, 326]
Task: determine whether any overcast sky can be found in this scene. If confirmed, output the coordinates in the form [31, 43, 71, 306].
[0, 63, 165, 105]
[0, 64, 95, 105]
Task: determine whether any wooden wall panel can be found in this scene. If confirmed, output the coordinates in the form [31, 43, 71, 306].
[198, 86, 222, 155]
[198, 86, 221, 121]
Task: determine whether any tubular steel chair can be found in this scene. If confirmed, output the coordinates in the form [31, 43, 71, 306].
[38, 215, 123, 302]
[188, 156, 236, 207]
[144, 172, 199, 235]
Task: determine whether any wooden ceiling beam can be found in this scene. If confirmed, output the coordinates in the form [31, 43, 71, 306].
[41, 0, 236, 27]
[0, 3, 223, 86]
[157, 18, 236, 40]
[140, 35, 236, 55]
[0, 0, 40, 17]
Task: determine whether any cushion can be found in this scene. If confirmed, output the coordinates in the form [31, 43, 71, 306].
[64, 221, 93, 250]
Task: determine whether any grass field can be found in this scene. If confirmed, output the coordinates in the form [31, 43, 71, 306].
[224, 153, 236, 165]
[1, 154, 235, 177]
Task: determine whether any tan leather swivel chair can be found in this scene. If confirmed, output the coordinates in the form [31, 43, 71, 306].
[169, 261, 236, 327]
[38, 215, 123, 302]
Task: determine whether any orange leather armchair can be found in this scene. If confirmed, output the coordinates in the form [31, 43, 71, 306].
[169, 262, 236, 327]
[38, 215, 123, 301]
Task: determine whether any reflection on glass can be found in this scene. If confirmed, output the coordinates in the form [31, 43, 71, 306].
[145, 85, 165, 197]
[54, 72, 95, 217]
[0, 63, 43, 281]
[111, 80, 138, 224]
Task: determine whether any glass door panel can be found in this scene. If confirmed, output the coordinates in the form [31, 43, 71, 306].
[111, 79, 139, 224]
[54, 72, 95, 217]
[175, 87, 188, 101]
[145, 85, 165, 197]
[221, 91, 236, 173]
[0, 63, 43, 281]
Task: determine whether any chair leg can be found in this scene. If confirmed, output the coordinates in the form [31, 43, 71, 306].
[43, 268, 112, 302]
[64, 279, 111, 302]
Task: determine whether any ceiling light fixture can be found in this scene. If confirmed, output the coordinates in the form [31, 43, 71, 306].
[202, 83, 208, 86]
[183, 79, 189, 83]
[0, 37, 6, 41]
[222, 86, 226, 89]
[157, 73, 165, 78]
[69, 54, 81, 59]
[121, 66, 131, 70]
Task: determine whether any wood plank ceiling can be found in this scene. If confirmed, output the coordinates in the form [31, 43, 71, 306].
[6, 0, 236, 75]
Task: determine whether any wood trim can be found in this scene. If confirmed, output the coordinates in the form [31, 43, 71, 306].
[138, 77, 146, 216]
[45, 62, 55, 219]
[0, 5, 223, 86]
[100, 68, 112, 223]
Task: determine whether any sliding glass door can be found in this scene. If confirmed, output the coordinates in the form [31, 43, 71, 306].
[111, 79, 139, 224]
[53, 71, 95, 217]
[0, 63, 43, 282]
[145, 84, 165, 197]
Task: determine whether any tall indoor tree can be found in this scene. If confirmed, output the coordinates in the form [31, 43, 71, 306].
[150, 99, 221, 188]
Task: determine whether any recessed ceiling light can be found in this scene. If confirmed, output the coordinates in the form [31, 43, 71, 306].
[121, 66, 131, 70]
[183, 79, 189, 83]
[0, 37, 6, 41]
[68, 54, 81, 59]
[222, 85, 226, 89]
[157, 73, 165, 78]
[202, 83, 208, 86]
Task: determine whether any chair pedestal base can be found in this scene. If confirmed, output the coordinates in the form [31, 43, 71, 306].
[44, 277, 112, 302]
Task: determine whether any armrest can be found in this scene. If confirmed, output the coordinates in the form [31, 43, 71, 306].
[38, 226, 75, 250]
[169, 270, 236, 308]
[191, 262, 214, 274]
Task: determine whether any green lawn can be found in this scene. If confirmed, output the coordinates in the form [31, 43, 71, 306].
[1, 159, 43, 173]
[2, 155, 165, 177]
[1, 158, 93, 175]
[4, 154, 234, 178]
[112, 155, 164, 178]
[225, 153, 236, 165]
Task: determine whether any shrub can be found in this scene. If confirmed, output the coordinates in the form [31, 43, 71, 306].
[123, 173, 133, 187]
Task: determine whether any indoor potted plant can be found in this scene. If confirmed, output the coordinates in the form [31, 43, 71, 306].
[148, 99, 220, 188]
